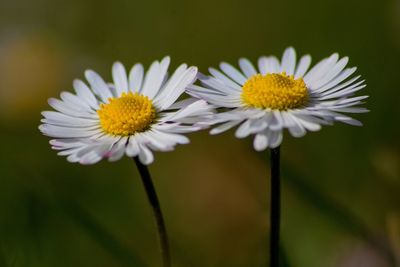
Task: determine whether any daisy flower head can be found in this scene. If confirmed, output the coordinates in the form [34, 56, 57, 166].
[188, 47, 369, 151]
[40, 57, 213, 165]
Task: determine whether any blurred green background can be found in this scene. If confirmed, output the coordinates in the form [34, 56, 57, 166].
[0, 0, 400, 266]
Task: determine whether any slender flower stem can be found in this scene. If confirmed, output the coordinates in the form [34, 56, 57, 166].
[269, 146, 281, 267]
[133, 157, 171, 267]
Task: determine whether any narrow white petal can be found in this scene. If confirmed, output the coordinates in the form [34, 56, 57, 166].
[208, 68, 242, 90]
[79, 144, 112, 165]
[138, 144, 154, 165]
[108, 137, 128, 162]
[156, 56, 171, 95]
[163, 100, 209, 121]
[269, 111, 284, 131]
[129, 63, 144, 92]
[239, 58, 257, 78]
[294, 55, 311, 78]
[210, 120, 242, 135]
[311, 57, 349, 89]
[73, 79, 99, 109]
[164, 98, 198, 110]
[248, 117, 268, 134]
[140, 60, 162, 99]
[39, 124, 101, 138]
[328, 107, 369, 113]
[253, 133, 269, 151]
[155, 66, 198, 110]
[280, 47, 296, 75]
[112, 62, 129, 96]
[188, 90, 241, 108]
[84, 70, 113, 102]
[314, 71, 359, 94]
[153, 64, 187, 104]
[220, 62, 247, 85]
[149, 129, 189, 146]
[268, 130, 283, 148]
[42, 111, 98, 127]
[258, 56, 280, 74]
[140, 132, 172, 151]
[60, 91, 91, 111]
[319, 82, 365, 99]
[196, 73, 239, 94]
[48, 98, 98, 119]
[126, 137, 140, 157]
[235, 120, 252, 138]
[304, 53, 339, 87]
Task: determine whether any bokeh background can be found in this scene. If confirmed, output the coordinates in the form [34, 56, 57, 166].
[0, 0, 400, 266]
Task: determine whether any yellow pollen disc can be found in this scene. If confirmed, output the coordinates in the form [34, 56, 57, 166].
[241, 72, 309, 110]
[97, 92, 156, 136]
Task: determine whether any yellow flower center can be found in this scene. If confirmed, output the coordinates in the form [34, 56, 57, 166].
[241, 72, 309, 110]
[97, 92, 156, 136]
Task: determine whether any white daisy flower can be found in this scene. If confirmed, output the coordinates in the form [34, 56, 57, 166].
[188, 47, 369, 151]
[40, 57, 213, 165]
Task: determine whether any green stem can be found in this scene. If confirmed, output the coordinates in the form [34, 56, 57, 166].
[269, 147, 281, 267]
[133, 157, 171, 267]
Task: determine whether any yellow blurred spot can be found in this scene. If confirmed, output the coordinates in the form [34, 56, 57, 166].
[0, 35, 65, 117]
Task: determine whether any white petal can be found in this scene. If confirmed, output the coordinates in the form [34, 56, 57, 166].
[335, 116, 363, 126]
[196, 73, 239, 94]
[84, 70, 113, 102]
[154, 123, 201, 133]
[79, 144, 112, 165]
[269, 111, 284, 131]
[67, 154, 80, 163]
[292, 114, 324, 131]
[140, 132, 172, 151]
[235, 120, 252, 138]
[154, 66, 198, 110]
[287, 113, 306, 137]
[239, 58, 257, 78]
[314, 70, 358, 95]
[39, 124, 101, 138]
[220, 62, 247, 85]
[108, 137, 128, 162]
[48, 98, 98, 119]
[188, 90, 240, 108]
[280, 47, 296, 75]
[164, 98, 198, 110]
[149, 129, 189, 146]
[126, 137, 140, 157]
[208, 68, 242, 90]
[156, 56, 171, 94]
[112, 62, 129, 96]
[294, 55, 311, 78]
[280, 111, 297, 127]
[140, 60, 162, 99]
[162, 100, 209, 121]
[304, 53, 339, 87]
[268, 130, 283, 148]
[258, 56, 280, 74]
[248, 117, 268, 134]
[319, 81, 365, 99]
[60, 91, 93, 112]
[129, 63, 144, 92]
[138, 144, 154, 165]
[210, 120, 242, 135]
[253, 133, 268, 151]
[73, 79, 99, 109]
[311, 57, 349, 89]
[42, 111, 98, 127]
[329, 107, 369, 113]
